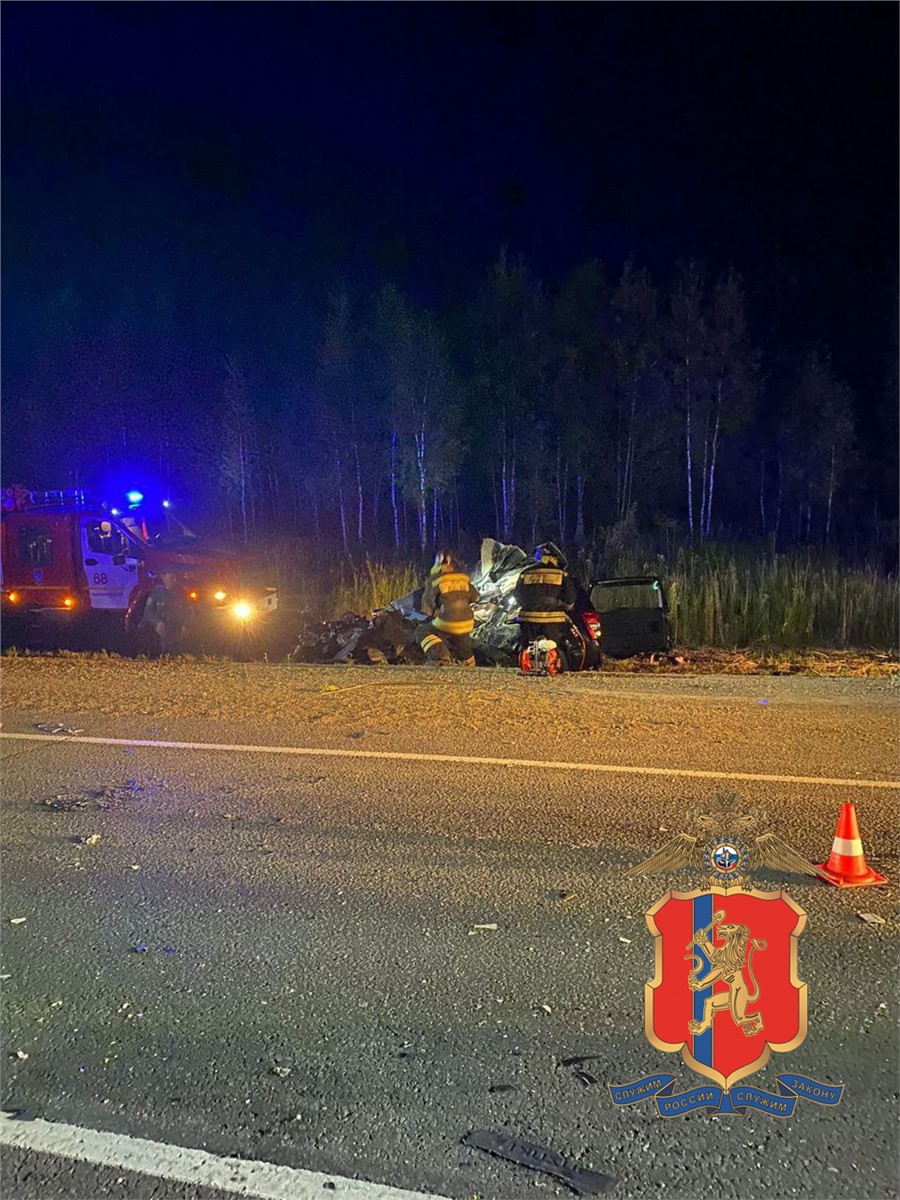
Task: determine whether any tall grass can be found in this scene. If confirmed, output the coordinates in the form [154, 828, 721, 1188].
[273, 533, 897, 653]
[328, 559, 420, 619]
[660, 547, 897, 651]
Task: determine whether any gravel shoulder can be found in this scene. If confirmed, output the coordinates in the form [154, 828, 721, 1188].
[2, 656, 896, 784]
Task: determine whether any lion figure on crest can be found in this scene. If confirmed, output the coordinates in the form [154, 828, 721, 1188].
[686, 919, 767, 1038]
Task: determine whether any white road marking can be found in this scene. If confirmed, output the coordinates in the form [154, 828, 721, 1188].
[0, 1111, 451, 1200]
[2, 731, 897, 789]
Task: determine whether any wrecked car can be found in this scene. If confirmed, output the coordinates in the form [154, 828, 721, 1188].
[588, 575, 671, 658]
[289, 539, 603, 669]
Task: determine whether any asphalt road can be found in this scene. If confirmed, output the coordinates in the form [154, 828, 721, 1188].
[1, 666, 897, 1200]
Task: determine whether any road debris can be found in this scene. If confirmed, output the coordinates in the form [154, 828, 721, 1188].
[130, 944, 149, 954]
[130, 864, 142, 871]
[540, 1004, 553, 1014]
[34, 723, 85, 735]
[488, 1084, 515, 1093]
[857, 912, 886, 925]
[41, 780, 145, 813]
[271, 1065, 292, 1079]
[574, 1069, 599, 1086]
[470, 923, 498, 931]
[14, 1051, 29, 1061]
[9, 918, 26, 926]
[559, 1055, 603, 1068]
[73, 833, 102, 846]
[557, 891, 576, 903]
[618, 936, 632, 944]
[461, 1129, 615, 1195]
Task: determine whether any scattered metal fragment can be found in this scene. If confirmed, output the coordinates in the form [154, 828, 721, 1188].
[9, 918, 26, 926]
[559, 1055, 603, 1068]
[271, 1065, 292, 1079]
[557, 891, 576, 903]
[540, 1004, 553, 1014]
[461, 1129, 615, 1196]
[574, 1069, 599, 1086]
[618, 936, 631, 944]
[14, 1051, 28, 1061]
[34, 723, 85, 735]
[41, 780, 144, 812]
[858, 912, 886, 925]
[73, 833, 102, 847]
[471, 923, 498, 931]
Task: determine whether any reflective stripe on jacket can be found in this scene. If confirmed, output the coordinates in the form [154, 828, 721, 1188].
[424, 569, 479, 635]
[514, 562, 576, 623]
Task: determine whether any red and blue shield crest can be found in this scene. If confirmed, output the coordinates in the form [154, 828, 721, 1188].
[645, 888, 807, 1089]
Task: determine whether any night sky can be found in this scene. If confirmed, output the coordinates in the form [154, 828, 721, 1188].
[3, 2, 897, 495]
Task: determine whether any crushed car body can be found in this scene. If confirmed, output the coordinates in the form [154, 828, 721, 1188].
[290, 539, 605, 669]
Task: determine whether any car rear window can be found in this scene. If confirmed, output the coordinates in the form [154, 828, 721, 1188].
[592, 581, 662, 611]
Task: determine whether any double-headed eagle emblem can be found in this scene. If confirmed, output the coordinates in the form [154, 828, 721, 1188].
[627, 788, 829, 887]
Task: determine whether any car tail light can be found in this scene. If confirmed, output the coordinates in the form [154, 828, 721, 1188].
[63, 596, 76, 609]
[6, 591, 18, 604]
[582, 610, 601, 641]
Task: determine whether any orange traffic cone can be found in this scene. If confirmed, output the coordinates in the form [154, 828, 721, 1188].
[817, 802, 887, 888]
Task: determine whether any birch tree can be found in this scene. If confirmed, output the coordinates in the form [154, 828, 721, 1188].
[663, 262, 709, 541]
[776, 349, 856, 545]
[377, 286, 461, 553]
[701, 269, 758, 538]
[608, 261, 659, 519]
[220, 357, 256, 543]
[471, 251, 546, 543]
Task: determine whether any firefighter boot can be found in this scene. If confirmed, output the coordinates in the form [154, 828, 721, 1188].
[421, 630, 452, 667]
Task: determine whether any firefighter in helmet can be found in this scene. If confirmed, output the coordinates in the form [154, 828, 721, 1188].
[513, 542, 577, 668]
[418, 550, 480, 667]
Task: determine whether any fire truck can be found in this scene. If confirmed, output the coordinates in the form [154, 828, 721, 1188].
[0, 484, 278, 653]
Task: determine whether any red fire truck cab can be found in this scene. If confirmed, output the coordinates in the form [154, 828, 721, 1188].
[1, 485, 278, 651]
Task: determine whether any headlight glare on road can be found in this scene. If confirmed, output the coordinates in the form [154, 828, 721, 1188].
[232, 601, 253, 621]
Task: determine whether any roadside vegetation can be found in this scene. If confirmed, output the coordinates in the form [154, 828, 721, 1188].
[318, 543, 897, 654]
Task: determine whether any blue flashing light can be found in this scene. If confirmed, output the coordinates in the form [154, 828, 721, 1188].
[162, 499, 171, 509]
[111, 507, 121, 516]
[126, 490, 144, 505]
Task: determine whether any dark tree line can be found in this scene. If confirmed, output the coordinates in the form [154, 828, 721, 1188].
[213, 253, 864, 557]
[5, 251, 879, 560]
